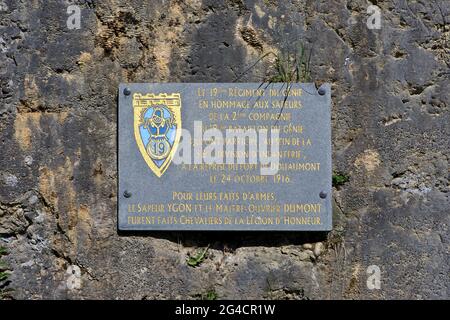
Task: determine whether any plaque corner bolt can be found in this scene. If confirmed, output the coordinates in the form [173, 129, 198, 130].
[319, 191, 327, 199]
[123, 87, 131, 96]
[318, 87, 326, 96]
[123, 190, 132, 198]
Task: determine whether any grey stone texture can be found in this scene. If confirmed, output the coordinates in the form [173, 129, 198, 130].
[0, 0, 449, 299]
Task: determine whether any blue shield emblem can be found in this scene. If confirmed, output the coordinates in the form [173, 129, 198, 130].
[133, 93, 182, 177]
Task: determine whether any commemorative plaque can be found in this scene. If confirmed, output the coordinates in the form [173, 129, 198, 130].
[118, 83, 331, 231]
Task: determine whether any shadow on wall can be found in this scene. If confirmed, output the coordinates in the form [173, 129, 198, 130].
[118, 230, 329, 250]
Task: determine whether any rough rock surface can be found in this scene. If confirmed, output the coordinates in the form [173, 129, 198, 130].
[0, 0, 448, 299]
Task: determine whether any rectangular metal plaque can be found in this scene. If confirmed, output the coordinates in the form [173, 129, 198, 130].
[118, 83, 331, 231]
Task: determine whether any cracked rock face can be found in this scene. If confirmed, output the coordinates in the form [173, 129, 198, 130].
[0, 0, 449, 299]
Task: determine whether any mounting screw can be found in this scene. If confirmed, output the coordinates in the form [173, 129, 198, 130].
[123, 87, 131, 96]
[318, 87, 326, 96]
[319, 191, 327, 199]
[123, 190, 132, 198]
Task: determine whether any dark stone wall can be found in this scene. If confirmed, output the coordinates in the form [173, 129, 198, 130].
[0, 0, 448, 299]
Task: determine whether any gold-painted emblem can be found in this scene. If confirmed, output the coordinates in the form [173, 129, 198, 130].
[133, 93, 182, 177]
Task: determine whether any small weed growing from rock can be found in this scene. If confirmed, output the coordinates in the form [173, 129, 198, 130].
[332, 172, 350, 187]
[193, 289, 218, 300]
[235, 43, 312, 84]
[186, 245, 209, 268]
[204, 289, 218, 300]
[234, 43, 313, 122]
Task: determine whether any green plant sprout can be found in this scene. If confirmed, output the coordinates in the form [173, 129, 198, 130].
[186, 245, 210, 268]
[332, 173, 350, 187]
[204, 289, 218, 300]
[234, 43, 313, 122]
